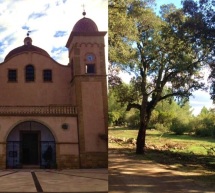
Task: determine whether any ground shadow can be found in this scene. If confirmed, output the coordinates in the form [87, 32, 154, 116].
[109, 148, 215, 193]
[144, 148, 215, 171]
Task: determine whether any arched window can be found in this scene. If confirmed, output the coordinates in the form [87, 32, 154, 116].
[25, 65, 35, 82]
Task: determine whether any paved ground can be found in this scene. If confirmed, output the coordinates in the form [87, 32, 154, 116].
[2, 151, 214, 193]
[0, 169, 108, 193]
[109, 149, 215, 193]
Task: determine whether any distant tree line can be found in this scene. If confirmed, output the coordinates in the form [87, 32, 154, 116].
[108, 87, 215, 138]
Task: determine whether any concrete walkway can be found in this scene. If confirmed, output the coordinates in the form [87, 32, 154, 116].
[0, 169, 108, 192]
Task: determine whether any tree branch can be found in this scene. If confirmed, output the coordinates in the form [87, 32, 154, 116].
[126, 103, 141, 111]
[159, 92, 190, 101]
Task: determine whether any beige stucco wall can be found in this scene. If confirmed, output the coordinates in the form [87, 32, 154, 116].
[0, 144, 5, 155]
[0, 52, 72, 106]
[0, 116, 78, 149]
[0, 116, 78, 142]
[82, 81, 107, 152]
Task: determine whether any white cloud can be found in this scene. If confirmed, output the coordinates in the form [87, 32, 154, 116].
[190, 90, 214, 116]
[0, 0, 108, 65]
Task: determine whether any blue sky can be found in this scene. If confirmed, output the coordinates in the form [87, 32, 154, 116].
[0, 0, 108, 64]
[155, 0, 182, 9]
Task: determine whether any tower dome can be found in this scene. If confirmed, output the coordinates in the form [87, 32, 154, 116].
[72, 17, 98, 33]
[66, 12, 106, 48]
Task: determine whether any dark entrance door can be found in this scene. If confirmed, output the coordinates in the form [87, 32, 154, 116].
[22, 132, 39, 165]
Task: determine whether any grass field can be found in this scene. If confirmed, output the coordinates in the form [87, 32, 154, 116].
[109, 127, 215, 171]
[109, 127, 215, 187]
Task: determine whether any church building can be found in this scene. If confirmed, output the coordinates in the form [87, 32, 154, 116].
[0, 12, 108, 169]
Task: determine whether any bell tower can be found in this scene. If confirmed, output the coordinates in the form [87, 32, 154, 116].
[66, 12, 108, 168]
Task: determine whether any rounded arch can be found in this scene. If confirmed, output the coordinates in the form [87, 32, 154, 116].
[6, 120, 57, 168]
[5, 119, 57, 142]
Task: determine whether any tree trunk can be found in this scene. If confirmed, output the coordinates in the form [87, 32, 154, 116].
[136, 119, 147, 154]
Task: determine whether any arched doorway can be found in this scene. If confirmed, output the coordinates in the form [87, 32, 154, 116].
[6, 121, 56, 168]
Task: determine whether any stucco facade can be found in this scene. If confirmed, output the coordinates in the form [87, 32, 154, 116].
[0, 16, 107, 169]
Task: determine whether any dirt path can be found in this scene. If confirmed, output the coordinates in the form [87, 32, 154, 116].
[108, 149, 214, 193]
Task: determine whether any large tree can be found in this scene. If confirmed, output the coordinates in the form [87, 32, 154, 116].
[109, 0, 212, 154]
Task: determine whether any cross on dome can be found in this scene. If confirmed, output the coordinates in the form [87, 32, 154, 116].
[82, 4, 86, 17]
[27, 30, 31, 37]
[24, 31, 32, 45]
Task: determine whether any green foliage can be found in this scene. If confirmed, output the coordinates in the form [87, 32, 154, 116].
[182, 0, 214, 101]
[153, 123, 168, 134]
[113, 82, 141, 106]
[195, 126, 215, 138]
[170, 117, 190, 135]
[109, 0, 138, 64]
[149, 98, 193, 134]
[125, 109, 140, 129]
[194, 108, 215, 137]
[108, 89, 126, 126]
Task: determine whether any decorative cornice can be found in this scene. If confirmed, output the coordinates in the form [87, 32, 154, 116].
[0, 106, 77, 116]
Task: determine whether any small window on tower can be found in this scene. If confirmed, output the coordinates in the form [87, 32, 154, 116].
[43, 69, 52, 82]
[8, 69, 17, 82]
[86, 64, 95, 74]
